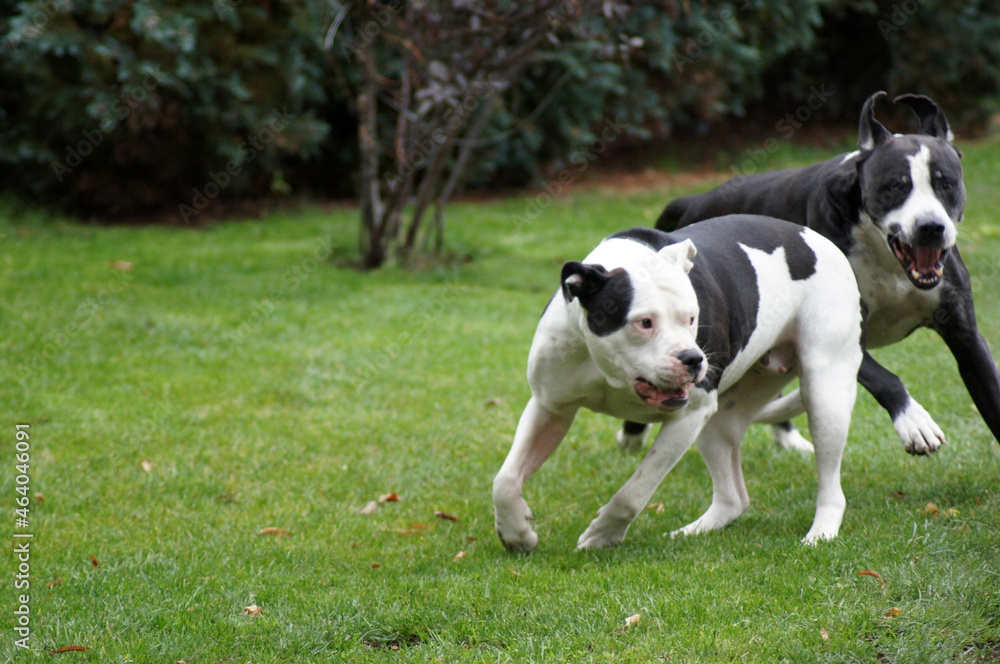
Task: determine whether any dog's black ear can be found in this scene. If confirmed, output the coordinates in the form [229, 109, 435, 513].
[811, 167, 861, 256]
[893, 93, 955, 144]
[858, 91, 892, 151]
[561, 262, 610, 305]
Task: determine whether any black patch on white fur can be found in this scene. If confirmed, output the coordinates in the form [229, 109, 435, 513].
[561, 262, 634, 337]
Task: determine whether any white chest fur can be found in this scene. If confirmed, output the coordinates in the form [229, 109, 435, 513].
[848, 216, 941, 348]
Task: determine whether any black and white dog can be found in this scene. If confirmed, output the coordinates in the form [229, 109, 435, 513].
[646, 91, 999, 455]
[494, 216, 863, 551]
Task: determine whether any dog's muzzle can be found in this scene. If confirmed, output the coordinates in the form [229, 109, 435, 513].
[888, 231, 948, 290]
[634, 378, 691, 409]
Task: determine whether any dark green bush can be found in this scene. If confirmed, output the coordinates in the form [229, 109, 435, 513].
[0, 0, 330, 218]
[2, 0, 999, 219]
[759, 0, 1000, 130]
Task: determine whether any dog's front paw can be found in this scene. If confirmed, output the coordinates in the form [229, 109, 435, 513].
[495, 510, 538, 553]
[494, 493, 539, 553]
[497, 524, 538, 553]
[576, 507, 632, 550]
[893, 400, 946, 455]
[576, 524, 626, 550]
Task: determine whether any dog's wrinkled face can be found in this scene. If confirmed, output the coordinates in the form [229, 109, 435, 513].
[856, 92, 965, 290]
[860, 137, 964, 289]
[561, 240, 707, 410]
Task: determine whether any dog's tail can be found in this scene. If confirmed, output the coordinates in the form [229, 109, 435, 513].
[654, 197, 691, 231]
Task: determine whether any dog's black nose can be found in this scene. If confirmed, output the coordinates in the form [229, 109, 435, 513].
[676, 349, 703, 375]
[915, 218, 946, 245]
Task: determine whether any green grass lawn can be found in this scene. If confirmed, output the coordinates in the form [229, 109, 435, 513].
[3, 136, 1000, 663]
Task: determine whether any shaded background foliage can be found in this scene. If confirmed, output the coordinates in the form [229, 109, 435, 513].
[1, 0, 999, 219]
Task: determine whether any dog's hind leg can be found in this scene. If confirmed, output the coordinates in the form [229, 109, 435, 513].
[755, 388, 815, 453]
[772, 421, 814, 453]
[798, 358, 858, 544]
[617, 420, 650, 451]
[670, 413, 751, 538]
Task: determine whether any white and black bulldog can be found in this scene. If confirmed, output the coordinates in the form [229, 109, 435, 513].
[651, 91, 999, 456]
[493, 216, 863, 552]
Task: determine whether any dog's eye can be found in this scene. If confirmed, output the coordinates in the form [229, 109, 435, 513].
[640, 318, 654, 330]
[689, 317, 696, 327]
[935, 174, 954, 192]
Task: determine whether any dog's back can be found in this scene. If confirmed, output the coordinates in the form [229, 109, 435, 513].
[655, 155, 851, 231]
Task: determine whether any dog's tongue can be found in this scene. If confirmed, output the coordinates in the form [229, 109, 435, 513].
[913, 246, 942, 273]
[634, 379, 688, 407]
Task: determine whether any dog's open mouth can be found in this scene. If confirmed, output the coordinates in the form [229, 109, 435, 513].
[634, 378, 691, 409]
[889, 235, 947, 290]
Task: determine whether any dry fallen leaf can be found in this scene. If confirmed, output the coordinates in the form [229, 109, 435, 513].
[921, 502, 939, 517]
[399, 523, 429, 536]
[885, 608, 902, 618]
[434, 510, 459, 522]
[111, 260, 134, 271]
[258, 527, 292, 537]
[50, 645, 90, 654]
[379, 492, 399, 503]
[820, 627, 829, 641]
[453, 551, 467, 562]
[624, 614, 642, 628]
[371, 563, 381, 569]
[857, 570, 886, 588]
[945, 508, 960, 517]
[141, 460, 154, 473]
[484, 397, 503, 407]
[47, 576, 63, 589]
[243, 604, 262, 617]
[509, 568, 521, 577]
[35, 493, 44, 503]
[646, 502, 665, 513]
[89, 556, 99, 568]
[360, 500, 378, 515]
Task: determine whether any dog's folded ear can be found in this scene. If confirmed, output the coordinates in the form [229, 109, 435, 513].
[859, 91, 892, 152]
[658, 238, 697, 274]
[894, 93, 956, 145]
[561, 262, 611, 304]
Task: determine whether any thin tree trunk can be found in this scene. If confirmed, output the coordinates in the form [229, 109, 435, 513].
[431, 82, 499, 251]
[357, 31, 386, 269]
